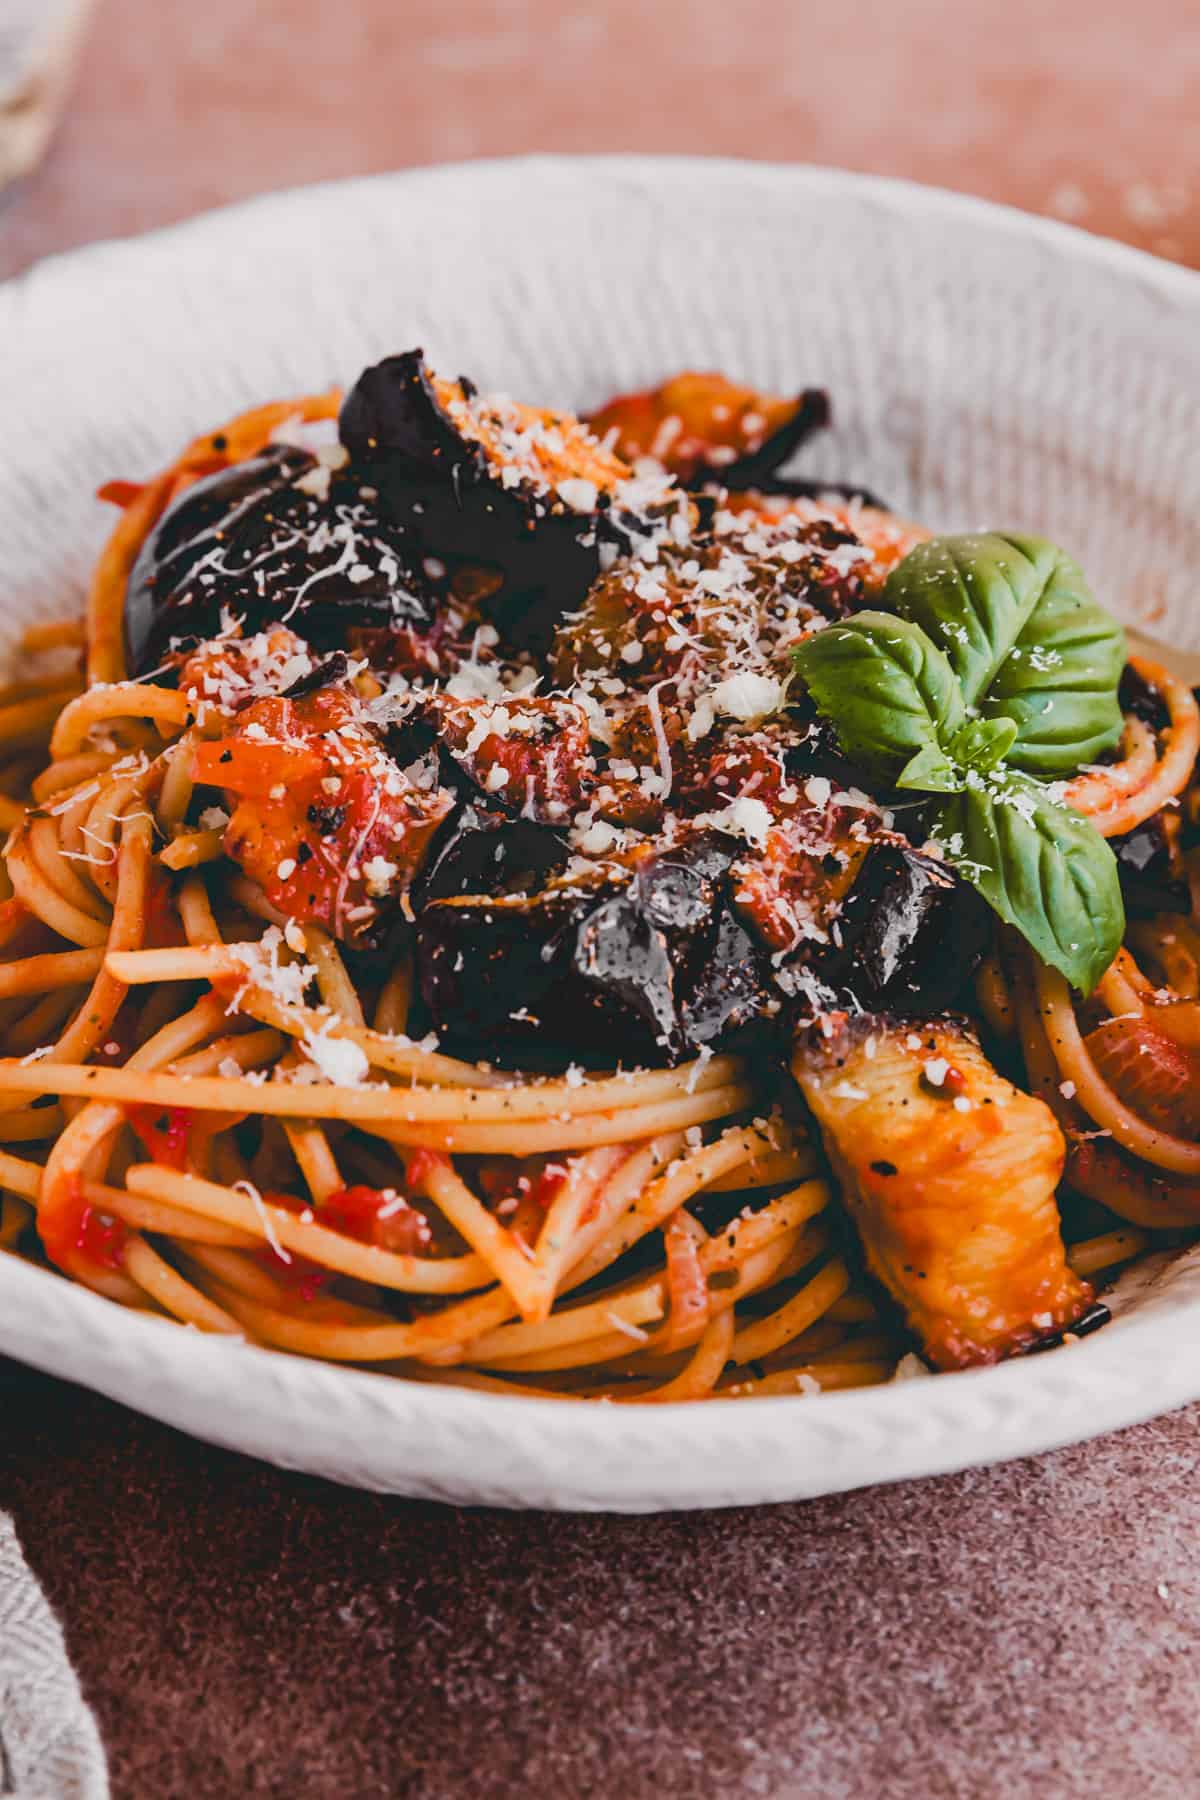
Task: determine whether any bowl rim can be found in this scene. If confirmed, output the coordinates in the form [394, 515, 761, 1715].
[13, 151, 1200, 301]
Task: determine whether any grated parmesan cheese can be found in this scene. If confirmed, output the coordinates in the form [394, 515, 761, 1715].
[300, 1029, 371, 1087]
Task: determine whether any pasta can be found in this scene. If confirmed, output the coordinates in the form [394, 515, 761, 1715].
[0, 357, 1196, 1402]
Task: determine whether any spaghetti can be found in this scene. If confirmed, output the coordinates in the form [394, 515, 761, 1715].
[0, 360, 1197, 1402]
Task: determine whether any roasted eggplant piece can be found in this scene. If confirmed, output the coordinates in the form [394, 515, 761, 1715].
[819, 844, 991, 1013]
[339, 351, 686, 651]
[586, 370, 831, 488]
[1111, 817, 1191, 917]
[679, 904, 772, 1047]
[791, 1014, 1093, 1369]
[417, 884, 603, 1054]
[417, 797, 567, 905]
[124, 446, 431, 674]
[416, 831, 773, 1062]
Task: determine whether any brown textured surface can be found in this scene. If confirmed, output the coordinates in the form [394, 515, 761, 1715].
[2, 1360, 1200, 1798]
[3, 3, 1200, 1796]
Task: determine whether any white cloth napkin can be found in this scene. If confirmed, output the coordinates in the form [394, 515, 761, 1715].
[0, 1515, 107, 1800]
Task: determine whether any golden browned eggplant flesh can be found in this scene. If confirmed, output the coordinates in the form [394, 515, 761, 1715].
[791, 1017, 1093, 1369]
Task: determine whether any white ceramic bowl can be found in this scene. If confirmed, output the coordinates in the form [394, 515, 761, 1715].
[1, 157, 1198, 1510]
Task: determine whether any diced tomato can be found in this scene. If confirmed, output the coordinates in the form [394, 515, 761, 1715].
[588, 371, 802, 482]
[1085, 1015, 1200, 1140]
[127, 1105, 193, 1171]
[255, 1247, 332, 1301]
[733, 816, 873, 955]
[432, 373, 632, 497]
[429, 694, 593, 822]
[193, 688, 454, 946]
[251, 1180, 433, 1267]
[254, 1248, 332, 1300]
[248, 1191, 332, 1299]
[472, 1156, 572, 1253]
[180, 627, 314, 714]
[674, 729, 880, 954]
[192, 736, 326, 794]
[318, 1185, 433, 1255]
[476, 1155, 570, 1213]
[676, 735, 789, 813]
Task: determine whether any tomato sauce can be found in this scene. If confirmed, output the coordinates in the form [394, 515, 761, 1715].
[39, 1173, 129, 1275]
[127, 1105, 193, 1172]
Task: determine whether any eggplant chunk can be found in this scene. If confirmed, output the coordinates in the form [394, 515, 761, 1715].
[124, 446, 431, 674]
[417, 799, 567, 905]
[791, 1015, 1092, 1369]
[416, 831, 773, 1062]
[1112, 817, 1191, 918]
[340, 351, 687, 651]
[820, 843, 991, 1014]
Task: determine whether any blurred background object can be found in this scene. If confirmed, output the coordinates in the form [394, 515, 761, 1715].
[0, 0, 1196, 280]
[0, 0, 93, 193]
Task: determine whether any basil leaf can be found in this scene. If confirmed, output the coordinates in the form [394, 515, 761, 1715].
[984, 552, 1128, 774]
[931, 771, 1123, 994]
[950, 715, 1018, 773]
[886, 533, 1126, 775]
[792, 613, 965, 789]
[896, 742, 962, 793]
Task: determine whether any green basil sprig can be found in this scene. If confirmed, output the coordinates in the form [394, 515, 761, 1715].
[885, 533, 1127, 775]
[792, 533, 1128, 994]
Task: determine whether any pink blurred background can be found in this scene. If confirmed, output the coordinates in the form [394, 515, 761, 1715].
[2, 0, 1197, 279]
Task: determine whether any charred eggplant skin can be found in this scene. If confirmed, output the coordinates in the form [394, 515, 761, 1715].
[339, 352, 652, 652]
[124, 446, 429, 675]
[820, 843, 991, 1014]
[791, 1013, 1093, 1369]
[416, 831, 774, 1062]
[416, 798, 568, 906]
[1112, 818, 1191, 918]
[700, 388, 830, 490]
[340, 353, 483, 473]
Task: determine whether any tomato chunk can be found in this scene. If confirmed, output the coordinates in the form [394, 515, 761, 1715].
[319, 1185, 433, 1254]
[588, 372, 803, 482]
[180, 626, 316, 714]
[192, 686, 454, 946]
[429, 693, 593, 822]
[1085, 1015, 1200, 1140]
